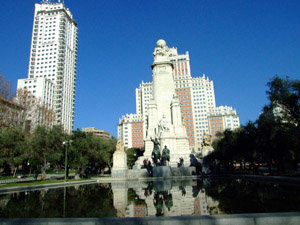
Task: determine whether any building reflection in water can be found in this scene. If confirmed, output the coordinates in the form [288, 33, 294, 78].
[112, 179, 222, 217]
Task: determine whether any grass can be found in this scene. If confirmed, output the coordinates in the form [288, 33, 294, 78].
[0, 175, 34, 180]
[91, 174, 111, 179]
[0, 178, 92, 188]
[0, 176, 15, 180]
[0, 179, 63, 188]
[45, 169, 76, 174]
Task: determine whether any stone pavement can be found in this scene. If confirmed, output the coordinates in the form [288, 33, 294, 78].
[1, 212, 300, 225]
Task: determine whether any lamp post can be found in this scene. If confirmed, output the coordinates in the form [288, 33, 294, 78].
[63, 140, 72, 182]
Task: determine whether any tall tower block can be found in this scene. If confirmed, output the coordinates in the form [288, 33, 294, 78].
[27, 1, 78, 133]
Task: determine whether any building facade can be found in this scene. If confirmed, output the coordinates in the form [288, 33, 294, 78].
[190, 75, 216, 150]
[18, 1, 78, 133]
[16, 77, 55, 129]
[208, 106, 240, 140]
[82, 127, 110, 140]
[17, 77, 54, 109]
[118, 114, 144, 149]
[0, 97, 25, 128]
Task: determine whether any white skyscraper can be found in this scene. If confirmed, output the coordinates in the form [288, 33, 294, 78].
[190, 75, 216, 150]
[25, 1, 78, 133]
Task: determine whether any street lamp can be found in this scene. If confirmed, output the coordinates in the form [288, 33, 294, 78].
[62, 140, 72, 182]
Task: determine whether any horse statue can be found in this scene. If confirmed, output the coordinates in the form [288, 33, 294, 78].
[151, 137, 161, 166]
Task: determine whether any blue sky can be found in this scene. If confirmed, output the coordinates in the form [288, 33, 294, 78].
[0, 0, 299, 137]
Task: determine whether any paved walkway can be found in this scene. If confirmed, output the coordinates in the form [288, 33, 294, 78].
[1, 212, 300, 225]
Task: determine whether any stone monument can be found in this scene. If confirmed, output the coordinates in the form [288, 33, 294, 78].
[201, 133, 214, 157]
[112, 139, 128, 177]
[135, 39, 191, 168]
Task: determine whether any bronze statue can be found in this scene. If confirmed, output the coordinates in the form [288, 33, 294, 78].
[151, 137, 161, 166]
[161, 145, 170, 166]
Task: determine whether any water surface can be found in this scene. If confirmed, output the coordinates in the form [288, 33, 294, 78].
[0, 178, 300, 218]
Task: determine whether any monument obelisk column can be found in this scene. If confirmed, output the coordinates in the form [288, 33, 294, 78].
[136, 39, 191, 167]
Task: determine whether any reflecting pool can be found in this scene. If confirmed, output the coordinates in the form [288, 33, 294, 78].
[1, 178, 300, 218]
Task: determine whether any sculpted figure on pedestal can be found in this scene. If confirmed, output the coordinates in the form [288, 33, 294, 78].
[202, 133, 212, 147]
[158, 114, 169, 136]
[116, 139, 125, 152]
[161, 145, 170, 166]
[151, 137, 161, 166]
[153, 39, 171, 58]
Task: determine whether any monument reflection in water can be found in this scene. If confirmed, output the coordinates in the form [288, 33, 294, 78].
[1, 178, 300, 218]
[113, 178, 300, 218]
[113, 179, 221, 218]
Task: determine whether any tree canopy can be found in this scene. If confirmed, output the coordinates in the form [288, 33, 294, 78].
[207, 76, 300, 174]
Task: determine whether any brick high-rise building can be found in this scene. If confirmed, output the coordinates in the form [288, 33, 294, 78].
[118, 114, 144, 149]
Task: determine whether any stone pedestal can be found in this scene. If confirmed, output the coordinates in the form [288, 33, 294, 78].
[171, 167, 196, 176]
[202, 146, 214, 158]
[153, 166, 171, 177]
[112, 149, 128, 178]
[111, 169, 127, 177]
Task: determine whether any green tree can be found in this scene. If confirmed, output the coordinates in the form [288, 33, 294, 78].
[68, 129, 91, 178]
[100, 137, 117, 172]
[0, 127, 28, 176]
[68, 130, 117, 177]
[207, 76, 300, 175]
[266, 76, 300, 168]
[267, 76, 300, 126]
[28, 125, 64, 179]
